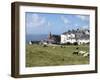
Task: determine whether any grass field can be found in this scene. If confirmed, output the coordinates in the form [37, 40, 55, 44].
[26, 44, 89, 67]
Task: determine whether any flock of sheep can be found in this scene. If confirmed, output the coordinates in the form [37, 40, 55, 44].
[72, 48, 89, 57]
[42, 44, 89, 57]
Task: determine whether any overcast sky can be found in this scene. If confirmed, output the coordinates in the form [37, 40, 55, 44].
[25, 12, 90, 35]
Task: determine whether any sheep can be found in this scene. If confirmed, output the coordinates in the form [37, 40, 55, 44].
[52, 46, 56, 49]
[78, 51, 86, 55]
[72, 51, 79, 55]
[72, 49, 89, 57]
[60, 45, 65, 48]
[79, 51, 89, 57]
[83, 52, 89, 57]
[72, 47, 79, 55]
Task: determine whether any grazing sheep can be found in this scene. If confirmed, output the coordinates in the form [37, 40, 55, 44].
[79, 51, 86, 55]
[60, 45, 65, 48]
[72, 49, 89, 57]
[83, 52, 89, 57]
[72, 51, 79, 55]
[72, 47, 79, 55]
[43, 42, 48, 45]
[52, 46, 56, 49]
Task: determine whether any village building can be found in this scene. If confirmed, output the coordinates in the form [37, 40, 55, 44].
[60, 29, 90, 45]
[47, 32, 60, 44]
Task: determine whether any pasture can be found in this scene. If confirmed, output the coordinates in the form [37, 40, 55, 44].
[26, 44, 89, 67]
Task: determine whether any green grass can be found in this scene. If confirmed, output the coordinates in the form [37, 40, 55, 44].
[26, 44, 89, 67]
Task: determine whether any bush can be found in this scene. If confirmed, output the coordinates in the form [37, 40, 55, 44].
[86, 42, 90, 45]
[66, 42, 72, 45]
[73, 42, 78, 45]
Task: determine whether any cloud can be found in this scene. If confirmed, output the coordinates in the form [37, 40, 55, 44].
[61, 16, 69, 24]
[82, 25, 89, 29]
[27, 14, 46, 27]
[75, 24, 79, 27]
[76, 15, 89, 21]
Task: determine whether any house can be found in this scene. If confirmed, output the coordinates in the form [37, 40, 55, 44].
[61, 32, 76, 44]
[60, 29, 90, 45]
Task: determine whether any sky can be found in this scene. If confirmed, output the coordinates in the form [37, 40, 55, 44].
[25, 12, 90, 35]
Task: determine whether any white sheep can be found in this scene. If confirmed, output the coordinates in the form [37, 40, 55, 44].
[52, 46, 56, 49]
[29, 41, 32, 45]
[79, 51, 86, 55]
[83, 52, 89, 57]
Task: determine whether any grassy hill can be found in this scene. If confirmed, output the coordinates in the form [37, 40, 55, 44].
[26, 44, 89, 67]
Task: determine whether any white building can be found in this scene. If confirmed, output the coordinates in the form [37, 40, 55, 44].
[61, 33, 76, 44]
[60, 29, 90, 45]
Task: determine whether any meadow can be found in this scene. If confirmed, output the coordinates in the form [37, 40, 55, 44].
[26, 44, 89, 67]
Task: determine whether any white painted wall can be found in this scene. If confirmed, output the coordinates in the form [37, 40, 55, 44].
[61, 34, 76, 43]
[61, 33, 76, 43]
[0, 0, 100, 80]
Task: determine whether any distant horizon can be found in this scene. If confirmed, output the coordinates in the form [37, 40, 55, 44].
[25, 12, 90, 35]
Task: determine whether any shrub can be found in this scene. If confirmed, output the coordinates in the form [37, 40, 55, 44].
[66, 42, 71, 45]
[73, 42, 78, 45]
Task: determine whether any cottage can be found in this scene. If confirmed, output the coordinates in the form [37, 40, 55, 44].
[61, 32, 76, 44]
